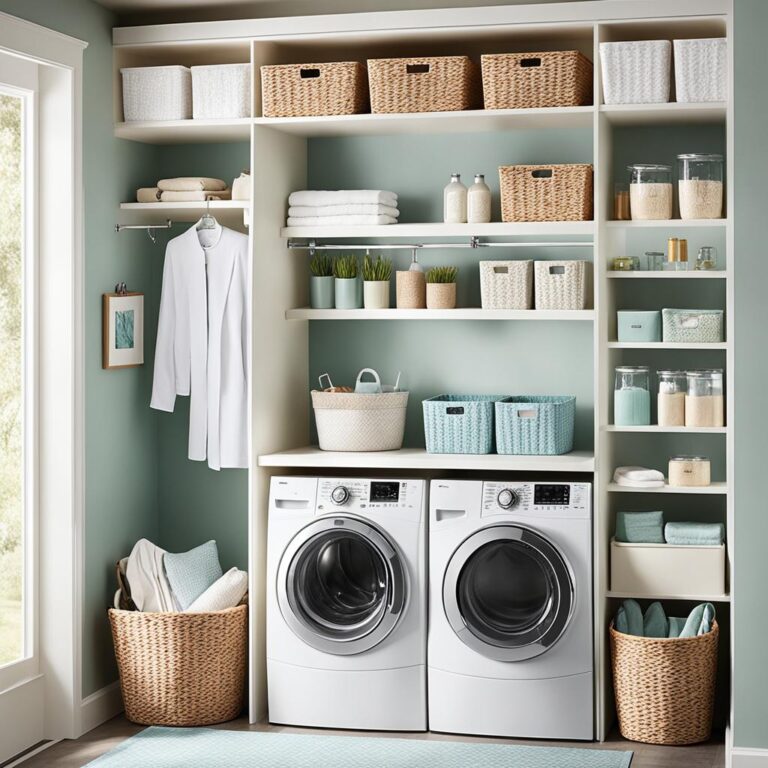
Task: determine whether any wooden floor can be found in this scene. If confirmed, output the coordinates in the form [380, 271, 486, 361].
[13, 715, 725, 767]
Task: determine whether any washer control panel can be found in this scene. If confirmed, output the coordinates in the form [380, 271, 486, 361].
[482, 482, 590, 518]
[317, 478, 420, 514]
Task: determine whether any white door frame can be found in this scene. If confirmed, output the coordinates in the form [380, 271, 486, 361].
[0, 11, 86, 759]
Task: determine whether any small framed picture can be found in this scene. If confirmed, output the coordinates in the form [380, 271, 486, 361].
[102, 292, 144, 370]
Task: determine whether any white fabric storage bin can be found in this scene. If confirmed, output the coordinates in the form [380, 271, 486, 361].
[191, 64, 251, 119]
[600, 41, 671, 104]
[479, 260, 533, 310]
[674, 38, 727, 103]
[534, 260, 590, 310]
[611, 539, 726, 597]
[121, 66, 192, 122]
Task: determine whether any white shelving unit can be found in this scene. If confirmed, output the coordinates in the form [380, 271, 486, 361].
[285, 308, 595, 321]
[607, 482, 728, 495]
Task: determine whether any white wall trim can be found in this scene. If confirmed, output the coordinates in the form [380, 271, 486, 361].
[80, 682, 124, 736]
[732, 749, 768, 768]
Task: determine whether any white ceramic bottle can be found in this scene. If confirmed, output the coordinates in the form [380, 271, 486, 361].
[467, 173, 492, 223]
[443, 173, 467, 224]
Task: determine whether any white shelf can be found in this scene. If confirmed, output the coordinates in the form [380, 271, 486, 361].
[119, 201, 250, 224]
[607, 482, 727, 495]
[607, 271, 728, 279]
[606, 219, 727, 229]
[286, 307, 595, 321]
[605, 425, 727, 434]
[114, 118, 252, 144]
[608, 341, 728, 350]
[606, 590, 730, 603]
[599, 101, 727, 126]
[258, 446, 596, 472]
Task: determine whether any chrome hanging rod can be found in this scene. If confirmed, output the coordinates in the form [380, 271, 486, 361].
[115, 220, 173, 233]
[287, 238, 592, 251]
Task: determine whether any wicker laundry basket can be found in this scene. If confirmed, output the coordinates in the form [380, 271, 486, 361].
[109, 601, 248, 726]
[610, 621, 718, 745]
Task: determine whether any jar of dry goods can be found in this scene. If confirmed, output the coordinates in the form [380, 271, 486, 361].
[628, 164, 673, 220]
[686, 369, 724, 427]
[657, 370, 687, 427]
[614, 366, 651, 426]
[669, 455, 711, 487]
[678, 153, 723, 220]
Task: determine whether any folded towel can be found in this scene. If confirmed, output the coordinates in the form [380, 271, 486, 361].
[615, 599, 643, 636]
[136, 187, 161, 203]
[160, 189, 231, 202]
[288, 204, 400, 218]
[164, 540, 222, 610]
[185, 567, 248, 612]
[126, 539, 178, 613]
[664, 522, 725, 546]
[158, 177, 228, 192]
[668, 616, 687, 638]
[289, 190, 398, 207]
[287, 214, 398, 227]
[615, 510, 665, 544]
[643, 601, 669, 638]
[614, 466, 666, 488]
[679, 602, 716, 638]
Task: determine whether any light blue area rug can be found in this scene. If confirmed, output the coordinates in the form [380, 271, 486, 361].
[85, 727, 633, 767]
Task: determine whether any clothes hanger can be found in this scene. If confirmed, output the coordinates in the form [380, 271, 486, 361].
[196, 198, 218, 232]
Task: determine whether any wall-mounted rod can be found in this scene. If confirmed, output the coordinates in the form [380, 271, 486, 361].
[115, 219, 173, 244]
[287, 238, 592, 251]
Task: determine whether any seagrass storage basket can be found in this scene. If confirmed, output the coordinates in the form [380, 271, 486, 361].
[495, 395, 575, 455]
[534, 260, 590, 310]
[109, 602, 247, 726]
[479, 260, 533, 310]
[423, 395, 502, 454]
[481, 50, 593, 110]
[367, 56, 478, 114]
[499, 163, 593, 222]
[610, 621, 718, 745]
[261, 61, 368, 117]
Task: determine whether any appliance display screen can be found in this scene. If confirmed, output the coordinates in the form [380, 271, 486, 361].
[370, 481, 400, 503]
[534, 484, 570, 505]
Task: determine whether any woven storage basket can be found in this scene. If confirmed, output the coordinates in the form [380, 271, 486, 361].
[610, 621, 718, 745]
[674, 38, 727, 103]
[368, 56, 479, 114]
[192, 64, 251, 119]
[599, 40, 671, 105]
[481, 50, 593, 110]
[662, 309, 724, 343]
[121, 66, 192, 122]
[495, 396, 575, 455]
[261, 62, 368, 118]
[109, 602, 247, 726]
[479, 260, 533, 310]
[423, 395, 501, 454]
[499, 164, 593, 222]
[312, 390, 408, 451]
[534, 260, 589, 310]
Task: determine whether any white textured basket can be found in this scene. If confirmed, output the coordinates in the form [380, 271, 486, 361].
[311, 390, 408, 452]
[534, 260, 589, 310]
[674, 38, 727, 103]
[121, 66, 192, 122]
[191, 64, 251, 119]
[600, 40, 671, 104]
[479, 260, 533, 310]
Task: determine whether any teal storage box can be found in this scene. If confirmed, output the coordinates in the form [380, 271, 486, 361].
[495, 395, 576, 455]
[423, 395, 502, 454]
[617, 311, 661, 343]
[662, 308, 724, 343]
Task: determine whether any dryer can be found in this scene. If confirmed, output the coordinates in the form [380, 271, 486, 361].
[428, 479, 593, 740]
[267, 476, 427, 731]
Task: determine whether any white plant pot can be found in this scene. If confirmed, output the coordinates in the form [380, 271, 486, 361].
[364, 280, 390, 310]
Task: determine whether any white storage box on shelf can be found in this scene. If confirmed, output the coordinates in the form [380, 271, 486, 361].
[121, 66, 192, 122]
[611, 538, 726, 597]
[599, 41, 671, 104]
[479, 260, 533, 310]
[191, 64, 251, 119]
[674, 38, 727, 103]
[534, 260, 590, 310]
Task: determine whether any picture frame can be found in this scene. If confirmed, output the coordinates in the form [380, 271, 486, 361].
[102, 292, 144, 370]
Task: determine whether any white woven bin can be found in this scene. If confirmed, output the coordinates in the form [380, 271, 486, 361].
[121, 66, 192, 122]
[674, 38, 727, 103]
[599, 41, 671, 104]
[311, 390, 408, 452]
[534, 260, 589, 310]
[479, 260, 533, 310]
[191, 64, 251, 119]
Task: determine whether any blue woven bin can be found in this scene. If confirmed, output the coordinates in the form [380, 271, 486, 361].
[423, 395, 503, 454]
[495, 396, 576, 455]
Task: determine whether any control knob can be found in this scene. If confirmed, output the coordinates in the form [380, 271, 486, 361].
[497, 488, 519, 510]
[331, 485, 351, 506]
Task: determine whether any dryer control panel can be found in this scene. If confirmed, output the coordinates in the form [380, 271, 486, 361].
[482, 482, 591, 519]
[317, 478, 422, 515]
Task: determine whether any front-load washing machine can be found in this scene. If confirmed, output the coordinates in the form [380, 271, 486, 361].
[428, 479, 593, 740]
[267, 476, 427, 731]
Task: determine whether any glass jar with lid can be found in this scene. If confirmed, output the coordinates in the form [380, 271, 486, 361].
[669, 456, 711, 487]
[614, 366, 651, 426]
[628, 164, 673, 220]
[677, 153, 723, 220]
[686, 369, 724, 427]
[657, 370, 687, 427]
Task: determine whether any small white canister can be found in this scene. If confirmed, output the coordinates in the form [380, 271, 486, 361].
[668, 455, 711, 487]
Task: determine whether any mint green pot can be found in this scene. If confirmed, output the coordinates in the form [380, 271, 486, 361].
[310, 276, 334, 309]
[335, 277, 362, 309]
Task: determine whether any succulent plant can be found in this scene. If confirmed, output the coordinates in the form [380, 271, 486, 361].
[309, 252, 333, 277]
[426, 266, 459, 284]
[333, 254, 359, 279]
[362, 254, 393, 282]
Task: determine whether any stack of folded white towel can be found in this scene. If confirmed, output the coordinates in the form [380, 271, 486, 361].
[287, 190, 400, 226]
[137, 177, 232, 204]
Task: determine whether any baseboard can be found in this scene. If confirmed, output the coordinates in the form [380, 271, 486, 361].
[732, 748, 768, 768]
[79, 682, 123, 736]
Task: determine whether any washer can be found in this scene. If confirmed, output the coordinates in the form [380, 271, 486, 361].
[267, 476, 427, 731]
[428, 479, 593, 740]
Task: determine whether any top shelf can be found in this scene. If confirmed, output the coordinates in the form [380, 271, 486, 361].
[599, 101, 726, 126]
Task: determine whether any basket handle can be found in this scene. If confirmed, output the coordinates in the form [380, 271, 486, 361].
[520, 57, 542, 68]
[406, 63, 430, 74]
[446, 406, 465, 415]
[493, 266, 509, 274]
[299, 68, 321, 79]
[318, 372, 333, 390]
[516, 409, 538, 419]
[355, 368, 382, 387]
[679, 314, 701, 329]
[531, 168, 553, 179]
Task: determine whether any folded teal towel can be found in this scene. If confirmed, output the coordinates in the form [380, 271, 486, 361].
[643, 601, 669, 638]
[664, 522, 724, 546]
[679, 602, 716, 638]
[616, 600, 715, 638]
[616, 510, 665, 544]
[668, 616, 687, 638]
[615, 599, 643, 636]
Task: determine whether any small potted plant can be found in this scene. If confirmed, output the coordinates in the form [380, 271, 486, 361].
[333, 254, 361, 309]
[309, 252, 334, 309]
[426, 266, 459, 309]
[362, 254, 393, 310]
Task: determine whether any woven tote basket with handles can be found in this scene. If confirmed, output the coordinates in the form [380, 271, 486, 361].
[423, 394, 503, 454]
[610, 621, 718, 745]
[481, 50, 593, 110]
[479, 260, 533, 310]
[499, 164, 593, 222]
[367, 56, 479, 114]
[495, 395, 575, 455]
[261, 61, 368, 118]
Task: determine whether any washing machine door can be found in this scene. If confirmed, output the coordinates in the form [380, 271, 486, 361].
[277, 516, 407, 655]
[443, 524, 573, 662]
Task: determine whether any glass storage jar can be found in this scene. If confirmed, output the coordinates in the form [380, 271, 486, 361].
[669, 455, 711, 487]
[657, 370, 687, 427]
[695, 246, 718, 271]
[686, 369, 724, 427]
[628, 164, 673, 220]
[614, 366, 651, 426]
[677, 153, 723, 220]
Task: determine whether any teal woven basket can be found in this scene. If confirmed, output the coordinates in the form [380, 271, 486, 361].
[423, 395, 502, 454]
[495, 396, 576, 455]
